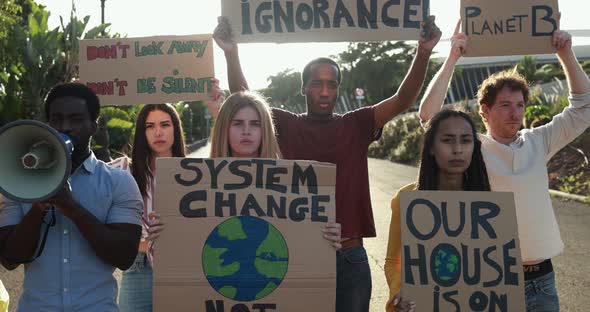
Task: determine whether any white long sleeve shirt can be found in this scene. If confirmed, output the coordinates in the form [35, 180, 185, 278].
[479, 92, 590, 261]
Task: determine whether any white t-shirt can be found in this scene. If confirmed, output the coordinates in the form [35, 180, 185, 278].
[479, 92, 590, 261]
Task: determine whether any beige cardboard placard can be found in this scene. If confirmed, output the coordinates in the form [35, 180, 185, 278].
[153, 158, 337, 312]
[461, 0, 559, 57]
[79, 34, 214, 106]
[400, 191, 525, 311]
[222, 0, 429, 43]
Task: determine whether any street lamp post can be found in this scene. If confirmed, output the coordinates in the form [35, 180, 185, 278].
[100, 0, 106, 37]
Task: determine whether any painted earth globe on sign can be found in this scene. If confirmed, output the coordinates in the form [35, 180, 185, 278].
[433, 246, 460, 282]
[202, 216, 289, 301]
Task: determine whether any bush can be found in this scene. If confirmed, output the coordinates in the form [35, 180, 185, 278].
[389, 127, 423, 164]
[558, 171, 590, 198]
[93, 106, 138, 159]
[527, 81, 569, 122]
[369, 113, 423, 165]
[524, 103, 550, 128]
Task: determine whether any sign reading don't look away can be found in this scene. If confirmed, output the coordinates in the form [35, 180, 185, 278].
[222, 0, 430, 43]
[400, 191, 525, 311]
[79, 34, 214, 106]
[154, 158, 337, 312]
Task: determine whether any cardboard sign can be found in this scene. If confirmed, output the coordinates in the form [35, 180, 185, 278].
[460, 0, 559, 57]
[153, 158, 337, 312]
[222, 0, 430, 43]
[400, 191, 525, 311]
[79, 34, 214, 106]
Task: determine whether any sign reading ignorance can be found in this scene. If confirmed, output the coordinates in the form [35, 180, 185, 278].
[400, 191, 525, 311]
[222, 0, 430, 43]
[154, 158, 337, 312]
[461, 0, 559, 57]
[79, 34, 214, 106]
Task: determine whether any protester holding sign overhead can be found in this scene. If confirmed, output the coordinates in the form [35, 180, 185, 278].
[211, 15, 441, 311]
[418, 21, 590, 311]
[208, 91, 342, 249]
[385, 109, 492, 312]
[109, 103, 186, 312]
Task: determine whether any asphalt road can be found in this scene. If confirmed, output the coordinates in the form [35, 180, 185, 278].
[1, 155, 588, 311]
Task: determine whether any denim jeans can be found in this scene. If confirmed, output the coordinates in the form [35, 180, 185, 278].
[118, 253, 153, 312]
[336, 246, 372, 312]
[525, 271, 560, 312]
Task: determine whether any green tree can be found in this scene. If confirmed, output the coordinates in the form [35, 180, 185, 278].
[514, 55, 539, 84]
[0, 1, 21, 41]
[262, 69, 305, 113]
[0, 0, 26, 125]
[337, 41, 415, 105]
[535, 63, 565, 83]
[514, 55, 565, 84]
[0, 0, 113, 123]
[14, 1, 62, 120]
[336, 41, 440, 109]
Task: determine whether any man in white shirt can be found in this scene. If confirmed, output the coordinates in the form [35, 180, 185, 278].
[418, 26, 590, 312]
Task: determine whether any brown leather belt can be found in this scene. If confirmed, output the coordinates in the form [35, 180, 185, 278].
[341, 238, 363, 250]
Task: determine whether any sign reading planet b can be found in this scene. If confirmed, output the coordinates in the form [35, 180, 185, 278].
[202, 216, 289, 301]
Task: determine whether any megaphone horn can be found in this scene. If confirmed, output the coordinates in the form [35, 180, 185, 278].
[22, 140, 59, 169]
[0, 120, 73, 203]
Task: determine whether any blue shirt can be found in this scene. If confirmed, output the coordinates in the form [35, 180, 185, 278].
[0, 153, 143, 312]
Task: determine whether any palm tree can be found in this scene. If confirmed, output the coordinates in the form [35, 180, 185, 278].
[515, 56, 539, 84]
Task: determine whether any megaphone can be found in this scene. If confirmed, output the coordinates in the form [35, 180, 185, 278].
[0, 120, 73, 203]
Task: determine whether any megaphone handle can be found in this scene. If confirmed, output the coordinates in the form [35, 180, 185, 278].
[27, 206, 56, 263]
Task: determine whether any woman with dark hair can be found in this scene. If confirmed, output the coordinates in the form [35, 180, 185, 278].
[384, 109, 490, 312]
[415, 110, 490, 192]
[109, 103, 186, 311]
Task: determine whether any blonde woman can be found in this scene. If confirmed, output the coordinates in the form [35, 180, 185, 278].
[209, 91, 342, 248]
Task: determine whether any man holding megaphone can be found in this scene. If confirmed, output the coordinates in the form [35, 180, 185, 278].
[0, 83, 144, 312]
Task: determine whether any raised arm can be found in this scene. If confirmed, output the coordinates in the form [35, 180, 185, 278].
[214, 17, 249, 93]
[537, 30, 590, 157]
[206, 78, 225, 121]
[418, 21, 466, 124]
[373, 16, 441, 129]
[554, 31, 590, 94]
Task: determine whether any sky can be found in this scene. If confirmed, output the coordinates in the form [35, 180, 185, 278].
[38, 0, 590, 90]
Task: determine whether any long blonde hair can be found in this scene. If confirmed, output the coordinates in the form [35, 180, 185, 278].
[209, 91, 282, 159]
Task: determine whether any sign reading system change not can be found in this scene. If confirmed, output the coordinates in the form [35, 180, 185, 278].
[153, 158, 337, 312]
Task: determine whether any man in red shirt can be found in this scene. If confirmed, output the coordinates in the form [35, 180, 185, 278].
[212, 17, 441, 312]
